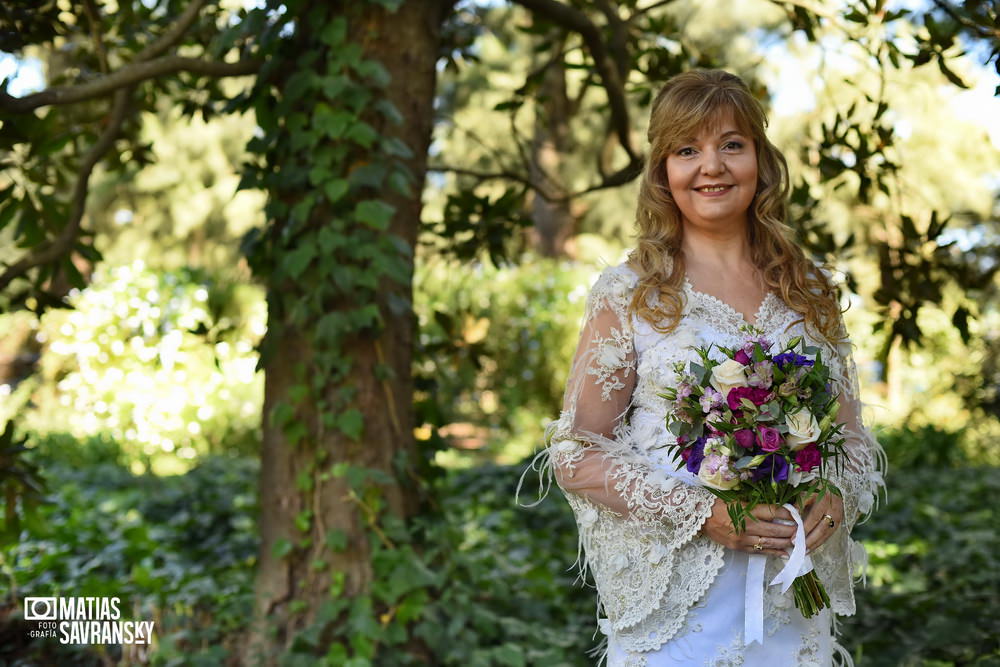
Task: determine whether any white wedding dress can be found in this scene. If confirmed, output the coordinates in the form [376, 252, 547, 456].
[517, 260, 886, 666]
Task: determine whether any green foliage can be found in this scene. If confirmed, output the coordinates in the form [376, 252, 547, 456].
[0, 0, 262, 314]
[5, 427, 998, 665]
[878, 424, 968, 470]
[0, 419, 46, 545]
[16, 261, 264, 473]
[414, 259, 595, 460]
[1, 443, 258, 664]
[845, 463, 1000, 665]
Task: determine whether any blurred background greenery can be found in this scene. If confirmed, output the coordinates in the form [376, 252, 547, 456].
[1, 0, 998, 665]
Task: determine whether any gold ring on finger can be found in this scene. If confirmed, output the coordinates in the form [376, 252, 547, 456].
[753, 538, 764, 551]
[823, 513, 835, 528]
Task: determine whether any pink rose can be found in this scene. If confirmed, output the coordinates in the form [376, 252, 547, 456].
[734, 429, 756, 449]
[794, 443, 821, 472]
[734, 349, 751, 365]
[757, 426, 782, 452]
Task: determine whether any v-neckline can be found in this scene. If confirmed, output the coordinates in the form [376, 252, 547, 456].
[682, 276, 773, 330]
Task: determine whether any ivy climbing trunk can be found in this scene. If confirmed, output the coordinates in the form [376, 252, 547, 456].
[244, 0, 451, 660]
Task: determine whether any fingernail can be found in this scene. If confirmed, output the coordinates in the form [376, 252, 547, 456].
[780, 554, 789, 560]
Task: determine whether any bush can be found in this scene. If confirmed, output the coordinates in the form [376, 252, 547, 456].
[414, 258, 599, 462]
[6, 435, 995, 665]
[843, 464, 1000, 665]
[1, 451, 259, 665]
[20, 260, 265, 474]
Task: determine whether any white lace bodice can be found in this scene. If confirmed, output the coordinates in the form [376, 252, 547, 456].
[516, 259, 887, 662]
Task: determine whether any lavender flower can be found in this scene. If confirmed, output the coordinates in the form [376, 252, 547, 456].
[699, 387, 724, 412]
[747, 360, 774, 388]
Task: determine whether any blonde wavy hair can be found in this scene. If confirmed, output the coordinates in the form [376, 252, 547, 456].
[626, 68, 844, 344]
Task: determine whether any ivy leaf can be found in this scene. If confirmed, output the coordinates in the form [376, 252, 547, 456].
[337, 408, 364, 441]
[381, 136, 413, 159]
[272, 538, 293, 559]
[354, 200, 395, 231]
[371, 0, 404, 12]
[326, 529, 348, 552]
[345, 120, 378, 148]
[323, 179, 349, 204]
[319, 227, 343, 254]
[320, 17, 347, 46]
[283, 244, 316, 279]
[313, 104, 352, 138]
[355, 59, 392, 87]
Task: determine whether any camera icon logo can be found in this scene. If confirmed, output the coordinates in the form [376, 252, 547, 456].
[24, 597, 57, 621]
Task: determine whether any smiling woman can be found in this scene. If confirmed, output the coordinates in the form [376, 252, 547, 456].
[666, 122, 758, 235]
[517, 69, 886, 667]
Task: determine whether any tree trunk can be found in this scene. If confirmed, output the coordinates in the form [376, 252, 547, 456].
[244, 1, 450, 661]
[529, 38, 575, 257]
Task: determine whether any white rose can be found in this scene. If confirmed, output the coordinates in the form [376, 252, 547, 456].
[710, 358, 748, 399]
[785, 409, 822, 451]
[697, 454, 741, 490]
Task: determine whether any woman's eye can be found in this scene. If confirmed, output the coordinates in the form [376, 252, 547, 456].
[725, 141, 744, 150]
[677, 147, 695, 156]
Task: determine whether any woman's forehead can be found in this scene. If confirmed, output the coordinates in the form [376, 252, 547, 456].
[669, 106, 753, 145]
[682, 107, 750, 139]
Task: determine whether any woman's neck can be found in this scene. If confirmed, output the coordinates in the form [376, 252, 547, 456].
[679, 225, 753, 275]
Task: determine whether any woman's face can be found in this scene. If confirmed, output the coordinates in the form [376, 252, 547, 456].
[664, 111, 758, 233]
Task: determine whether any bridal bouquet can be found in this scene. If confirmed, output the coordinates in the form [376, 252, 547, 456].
[658, 329, 846, 619]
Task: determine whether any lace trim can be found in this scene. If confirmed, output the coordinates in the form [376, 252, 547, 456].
[683, 277, 779, 333]
[589, 325, 634, 401]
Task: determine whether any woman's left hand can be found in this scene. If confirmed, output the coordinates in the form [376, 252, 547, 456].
[800, 492, 845, 554]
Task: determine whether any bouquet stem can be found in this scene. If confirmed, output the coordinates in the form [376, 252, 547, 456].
[791, 570, 830, 618]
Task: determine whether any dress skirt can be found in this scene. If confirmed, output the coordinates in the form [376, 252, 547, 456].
[606, 549, 834, 666]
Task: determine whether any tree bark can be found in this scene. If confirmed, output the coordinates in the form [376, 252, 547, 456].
[245, 1, 450, 661]
[529, 47, 576, 257]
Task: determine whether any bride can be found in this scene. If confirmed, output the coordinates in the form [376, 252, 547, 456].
[517, 69, 886, 666]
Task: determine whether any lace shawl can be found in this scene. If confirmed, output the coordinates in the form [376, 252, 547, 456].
[516, 260, 887, 661]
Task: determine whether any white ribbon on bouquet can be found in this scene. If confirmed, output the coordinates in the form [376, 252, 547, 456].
[745, 503, 813, 645]
[651, 466, 813, 647]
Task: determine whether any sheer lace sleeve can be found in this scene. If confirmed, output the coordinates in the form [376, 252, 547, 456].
[810, 303, 888, 609]
[518, 264, 717, 528]
[826, 327, 888, 530]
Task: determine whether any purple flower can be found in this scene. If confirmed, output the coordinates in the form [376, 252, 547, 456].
[699, 387, 724, 412]
[705, 410, 725, 434]
[677, 383, 694, 400]
[757, 426, 783, 452]
[685, 436, 707, 474]
[734, 349, 751, 365]
[794, 443, 821, 472]
[752, 453, 789, 483]
[773, 352, 815, 368]
[742, 338, 772, 356]
[734, 429, 756, 449]
[747, 360, 774, 388]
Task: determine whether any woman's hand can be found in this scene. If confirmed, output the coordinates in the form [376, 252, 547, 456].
[700, 498, 796, 558]
[799, 491, 845, 554]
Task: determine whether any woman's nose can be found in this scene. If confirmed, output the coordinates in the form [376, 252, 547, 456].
[700, 150, 725, 175]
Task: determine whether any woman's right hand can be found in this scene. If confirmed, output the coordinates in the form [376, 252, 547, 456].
[700, 498, 795, 558]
